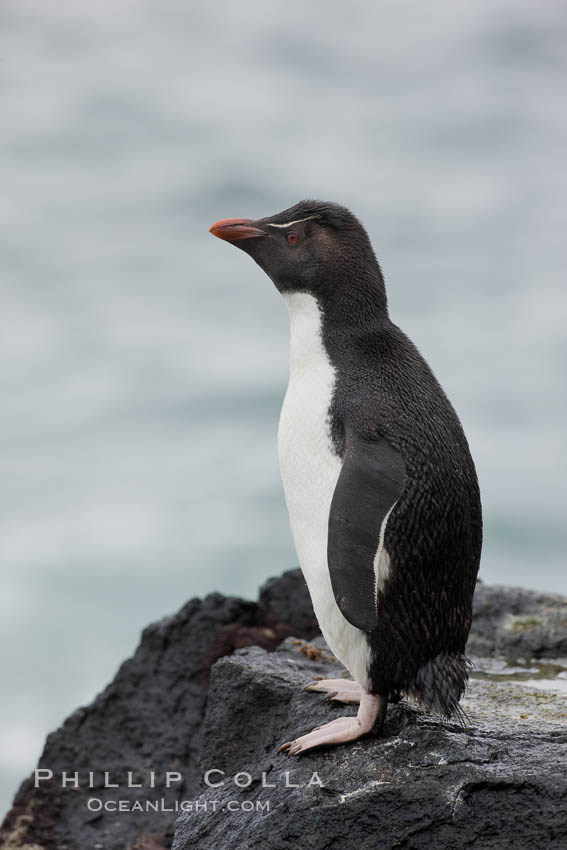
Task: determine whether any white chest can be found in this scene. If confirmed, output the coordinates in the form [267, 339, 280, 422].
[277, 292, 341, 565]
[277, 292, 371, 687]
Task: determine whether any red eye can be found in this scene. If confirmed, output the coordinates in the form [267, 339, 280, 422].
[287, 232, 299, 246]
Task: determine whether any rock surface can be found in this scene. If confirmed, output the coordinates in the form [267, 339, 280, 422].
[174, 638, 567, 850]
[468, 582, 567, 659]
[1, 571, 566, 850]
[0, 577, 312, 850]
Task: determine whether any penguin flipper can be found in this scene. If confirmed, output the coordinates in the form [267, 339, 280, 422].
[328, 428, 407, 633]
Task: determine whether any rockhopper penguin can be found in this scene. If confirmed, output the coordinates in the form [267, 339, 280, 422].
[209, 201, 482, 755]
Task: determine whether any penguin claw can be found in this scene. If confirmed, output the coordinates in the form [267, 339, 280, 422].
[278, 740, 306, 757]
[302, 678, 362, 704]
[277, 717, 363, 756]
[279, 740, 307, 755]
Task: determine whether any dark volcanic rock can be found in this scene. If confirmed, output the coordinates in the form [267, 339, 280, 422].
[258, 568, 319, 639]
[2, 569, 567, 850]
[0, 575, 315, 850]
[173, 639, 567, 850]
[469, 583, 567, 659]
[1, 594, 252, 850]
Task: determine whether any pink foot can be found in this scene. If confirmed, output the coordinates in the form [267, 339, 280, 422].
[278, 691, 387, 756]
[303, 678, 362, 704]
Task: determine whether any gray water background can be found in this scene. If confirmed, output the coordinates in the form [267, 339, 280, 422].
[1, 0, 566, 816]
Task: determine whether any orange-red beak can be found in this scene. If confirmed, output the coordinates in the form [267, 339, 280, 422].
[209, 217, 265, 242]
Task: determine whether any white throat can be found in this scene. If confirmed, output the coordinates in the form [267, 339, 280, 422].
[283, 291, 328, 377]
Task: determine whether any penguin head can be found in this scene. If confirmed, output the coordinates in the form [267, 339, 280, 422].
[209, 200, 386, 312]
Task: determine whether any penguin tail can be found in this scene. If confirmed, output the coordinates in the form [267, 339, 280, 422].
[409, 652, 472, 724]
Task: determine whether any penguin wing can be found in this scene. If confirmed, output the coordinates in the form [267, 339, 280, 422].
[328, 428, 407, 632]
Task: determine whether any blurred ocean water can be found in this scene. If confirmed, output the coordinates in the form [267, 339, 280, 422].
[1, 0, 566, 815]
